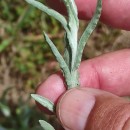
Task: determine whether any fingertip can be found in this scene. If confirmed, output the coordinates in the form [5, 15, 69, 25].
[56, 88, 96, 130]
[36, 73, 66, 113]
[36, 73, 66, 103]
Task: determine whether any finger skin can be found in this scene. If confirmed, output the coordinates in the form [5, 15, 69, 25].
[56, 88, 130, 130]
[36, 49, 130, 108]
[79, 49, 130, 96]
[47, 0, 130, 30]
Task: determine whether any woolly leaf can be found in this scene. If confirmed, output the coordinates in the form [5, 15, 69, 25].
[25, 0, 68, 32]
[43, 32, 72, 86]
[31, 94, 54, 112]
[62, 0, 79, 69]
[62, 0, 78, 27]
[39, 120, 55, 130]
[74, 0, 102, 70]
[63, 32, 71, 70]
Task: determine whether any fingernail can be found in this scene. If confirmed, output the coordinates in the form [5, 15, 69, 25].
[56, 88, 96, 130]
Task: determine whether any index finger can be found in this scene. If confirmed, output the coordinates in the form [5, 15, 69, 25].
[47, 0, 130, 30]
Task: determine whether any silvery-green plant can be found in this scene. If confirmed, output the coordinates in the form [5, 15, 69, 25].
[25, 0, 102, 129]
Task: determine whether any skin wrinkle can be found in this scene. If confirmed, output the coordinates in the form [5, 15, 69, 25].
[122, 117, 130, 130]
[86, 96, 130, 130]
[111, 105, 126, 130]
[85, 97, 107, 129]
[102, 103, 117, 130]
[102, 102, 130, 130]
[112, 104, 130, 130]
[108, 105, 125, 130]
[93, 101, 114, 129]
[106, 103, 129, 130]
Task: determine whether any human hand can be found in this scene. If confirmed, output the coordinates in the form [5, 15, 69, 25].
[47, 0, 130, 30]
[37, 49, 130, 130]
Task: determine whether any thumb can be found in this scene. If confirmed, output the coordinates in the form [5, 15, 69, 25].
[56, 88, 130, 130]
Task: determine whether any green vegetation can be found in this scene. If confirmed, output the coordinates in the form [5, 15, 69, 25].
[0, 0, 63, 91]
[0, 1, 63, 129]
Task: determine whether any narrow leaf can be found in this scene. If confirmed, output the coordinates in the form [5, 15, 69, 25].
[62, 0, 79, 27]
[31, 94, 54, 112]
[0, 38, 12, 52]
[63, 33, 71, 70]
[43, 32, 70, 76]
[74, 0, 102, 70]
[25, 0, 68, 31]
[0, 103, 11, 117]
[62, 0, 79, 70]
[39, 120, 55, 130]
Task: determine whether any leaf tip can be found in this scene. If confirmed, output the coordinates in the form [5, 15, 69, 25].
[39, 120, 43, 124]
[39, 120, 55, 130]
[31, 94, 36, 98]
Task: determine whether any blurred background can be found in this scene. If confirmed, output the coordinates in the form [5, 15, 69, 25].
[0, 0, 130, 130]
